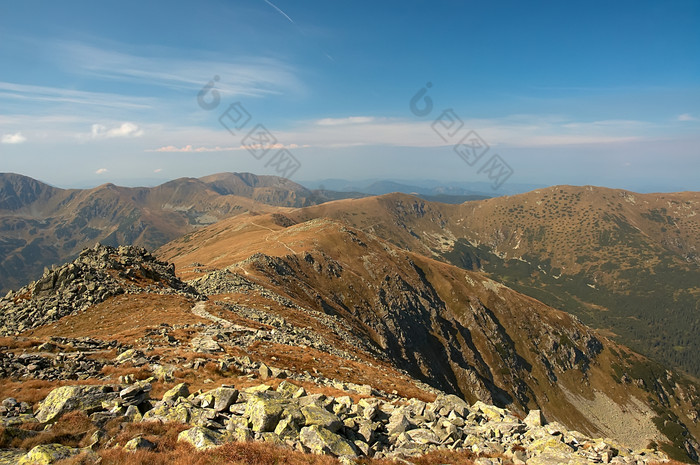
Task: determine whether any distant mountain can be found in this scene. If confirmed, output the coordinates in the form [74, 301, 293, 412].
[286, 186, 700, 378]
[158, 209, 700, 461]
[0, 172, 345, 292]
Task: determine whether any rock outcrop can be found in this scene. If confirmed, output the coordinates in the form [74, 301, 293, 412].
[0, 244, 198, 335]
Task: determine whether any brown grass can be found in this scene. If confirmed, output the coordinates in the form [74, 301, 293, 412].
[24, 294, 207, 344]
[0, 378, 107, 405]
[56, 441, 342, 465]
[0, 336, 42, 351]
[16, 411, 96, 450]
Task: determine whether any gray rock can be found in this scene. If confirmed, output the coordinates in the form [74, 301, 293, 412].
[124, 436, 156, 451]
[177, 426, 225, 450]
[300, 425, 357, 457]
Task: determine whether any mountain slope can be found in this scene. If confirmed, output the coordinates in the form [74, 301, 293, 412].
[282, 187, 700, 377]
[158, 211, 700, 461]
[0, 172, 334, 293]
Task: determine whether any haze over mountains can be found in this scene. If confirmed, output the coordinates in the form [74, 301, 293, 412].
[1, 172, 699, 461]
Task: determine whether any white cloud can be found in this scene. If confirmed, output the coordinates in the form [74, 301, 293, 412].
[95, 168, 108, 174]
[154, 168, 163, 173]
[148, 144, 237, 153]
[90, 122, 144, 139]
[1, 132, 26, 144]
[147, 143, 308, 153]
[678, 113, 697, 122]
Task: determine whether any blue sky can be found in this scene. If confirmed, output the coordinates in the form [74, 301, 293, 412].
[1, 0, 698, 192]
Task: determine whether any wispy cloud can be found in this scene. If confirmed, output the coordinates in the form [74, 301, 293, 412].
[0, 81, 153, 110]
[147, 143, 307, 153]
[95, 168, 108, 174]
[54, 42, 303, 98]
[678, 113, 697, 122]
[1, 132, 27, 144]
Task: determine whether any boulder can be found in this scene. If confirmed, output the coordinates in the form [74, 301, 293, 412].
[299, 425, 356, 457]
[124, 436, 157, 451]
[434, 394, 470, 417]
[524, 409, 546, 428]
[301, 405, 342, 433]
[18, 444, 80, 464]
[405, 428, 441, 445]
[177, 426, 225, 450]
[34, 385, 118, 423]
[246, 396, 285, 432]
[162, 383, 189, 404]
[206, 386, 238, 412]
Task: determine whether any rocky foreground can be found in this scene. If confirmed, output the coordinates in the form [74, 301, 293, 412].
[0, 362, 669, 465]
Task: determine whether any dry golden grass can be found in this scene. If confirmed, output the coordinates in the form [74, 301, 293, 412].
[17, 411, 96, 450]
[24, 294, 207, 344]
[0, 378, 108, 405]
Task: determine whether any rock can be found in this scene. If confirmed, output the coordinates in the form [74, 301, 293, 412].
[405, 428, 441, 445]
[472, 401, 506, 421]
[205, 386, 238, 412]
[259, 363, 272, 379]
[124, 436, 156, 451]
[301, 405, 343, 433]
[177, 426, 225, 450]
[387, 412, 411, 436]
[115, 348, 145, 364]
[18, 443, 80, 464]
[35, 385, 118, 423]
[528, 436, 575, 456]
[524, 409, 546, 428]
[246, 396, 286, 432]
[120, 383, 151, 406]
[299, 425, 357, 457]
[142, 402, 191, 423]
[162, 383, 189, 404]
[277, 380, 305, 398]
[434, 394, 470, 417]
[191, 335, 222, 353]
[124, 405, 143, 422]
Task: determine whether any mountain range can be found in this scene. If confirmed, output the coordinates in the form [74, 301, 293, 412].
[0, 172, 337, 293]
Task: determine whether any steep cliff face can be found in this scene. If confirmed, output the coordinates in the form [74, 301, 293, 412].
[159, 213, 700, 461]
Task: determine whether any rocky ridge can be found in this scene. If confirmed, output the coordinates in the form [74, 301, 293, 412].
[0, 244, 198, 335]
